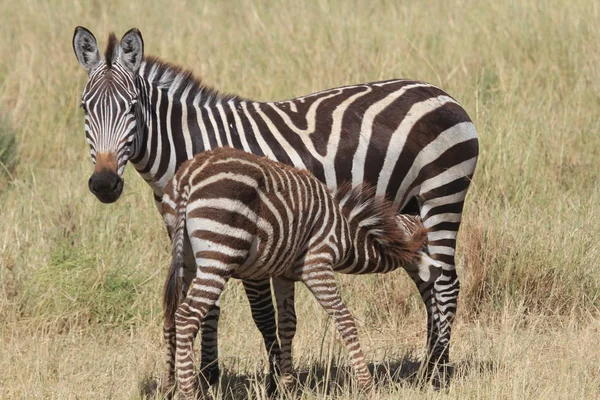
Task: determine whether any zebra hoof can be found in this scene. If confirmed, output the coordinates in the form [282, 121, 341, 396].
[157, 383, 175, 400]
[191, 379, 213, 400]
[156, 372, 176, 399]
[357, 376, 374, 393]
[266, 373, 295, 399]
[426, 362, 452, 390]
[265, 371, 278, 398]
[198, 365, 220, 387]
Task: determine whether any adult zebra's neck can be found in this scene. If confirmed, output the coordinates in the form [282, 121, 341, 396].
[335, 183, 427, 274]
[128, 56, 247, 200]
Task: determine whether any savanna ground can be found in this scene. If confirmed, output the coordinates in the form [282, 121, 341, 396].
[1, 1, 599, 399]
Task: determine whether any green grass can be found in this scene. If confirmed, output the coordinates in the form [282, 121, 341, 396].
[24, 238, 145, 330]
[0, 0, 599, 398]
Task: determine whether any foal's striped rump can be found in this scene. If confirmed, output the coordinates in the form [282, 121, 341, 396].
[160, 147, 426, 397]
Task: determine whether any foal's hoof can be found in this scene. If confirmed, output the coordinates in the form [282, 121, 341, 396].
[156, 374, 176, 399]
[158, 383, 175, 400]
[358, 378, 374, 393]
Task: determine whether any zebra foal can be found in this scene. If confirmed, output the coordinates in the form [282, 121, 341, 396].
[160, 147, 428, 397]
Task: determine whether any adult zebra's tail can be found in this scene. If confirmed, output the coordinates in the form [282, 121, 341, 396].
[162, 183, 189, 327]
[335, 182, 427, 271]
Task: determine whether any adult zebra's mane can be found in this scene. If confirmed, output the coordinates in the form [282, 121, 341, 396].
[104, 33, 118, 69]
[139, 55, 242, 106]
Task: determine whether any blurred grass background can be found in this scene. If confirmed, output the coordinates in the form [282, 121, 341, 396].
[0, 0, 598, 398]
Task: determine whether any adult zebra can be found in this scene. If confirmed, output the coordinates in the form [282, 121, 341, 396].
[72, 27, 478, 389]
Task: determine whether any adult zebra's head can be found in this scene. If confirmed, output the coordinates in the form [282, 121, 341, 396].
[73, 26, 144, 204]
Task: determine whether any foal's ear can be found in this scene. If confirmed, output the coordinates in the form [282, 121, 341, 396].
[73, 26, 101, 73]
[119, 28, 144, 75]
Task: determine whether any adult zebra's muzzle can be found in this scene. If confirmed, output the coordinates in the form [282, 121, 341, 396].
[88, 152, 123, 203]
[88, 170, 123, 203]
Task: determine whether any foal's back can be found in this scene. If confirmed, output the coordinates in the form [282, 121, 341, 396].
[162, 147, 349, 281]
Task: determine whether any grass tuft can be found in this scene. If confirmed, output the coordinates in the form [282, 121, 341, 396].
[23, 238, 146, 332]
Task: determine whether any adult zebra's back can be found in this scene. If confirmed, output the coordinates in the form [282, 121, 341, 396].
[73, 27, 478, 388]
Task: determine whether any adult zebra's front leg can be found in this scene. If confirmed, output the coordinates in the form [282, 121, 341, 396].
[427, 242, 460, 388]
[243, 279, 280, 393]
[272, 277, 297, 391]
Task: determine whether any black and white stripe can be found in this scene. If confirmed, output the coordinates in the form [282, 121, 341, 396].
[73, 27, 479, 389]
[82, 61, 139, 175]
[160, 147, 428, 397]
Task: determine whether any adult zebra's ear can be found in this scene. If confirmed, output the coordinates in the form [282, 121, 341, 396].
[119, 28, 144, 75]
[73, 26, 101, 74]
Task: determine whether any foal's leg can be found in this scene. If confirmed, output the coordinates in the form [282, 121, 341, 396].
[300, 264, 372, 389]
[161, 236, 195, 396]
[161, 320, 177, 397]
[182, 238, 222, 386]
[175, 272, 229, 399]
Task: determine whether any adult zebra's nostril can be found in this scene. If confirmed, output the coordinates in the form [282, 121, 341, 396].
[111, 175, 122, 192]
[88, 176, 96, 194]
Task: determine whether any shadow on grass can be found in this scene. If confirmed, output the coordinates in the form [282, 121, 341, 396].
[140, 354, 497, 399]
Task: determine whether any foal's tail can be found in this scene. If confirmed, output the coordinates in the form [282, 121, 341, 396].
[162, 184, 189, 327]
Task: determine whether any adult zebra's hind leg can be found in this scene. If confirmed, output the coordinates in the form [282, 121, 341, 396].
[412, 185, 471, 388]
[402, 260, 446, 386]
[242, 279, 280, 394]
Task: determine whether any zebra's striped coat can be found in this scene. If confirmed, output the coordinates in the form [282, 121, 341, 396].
[73, 27, 478, 389]
[161, 147, 428, 397]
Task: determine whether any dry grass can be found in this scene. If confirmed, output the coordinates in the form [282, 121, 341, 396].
[1, 0, 599, 399]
